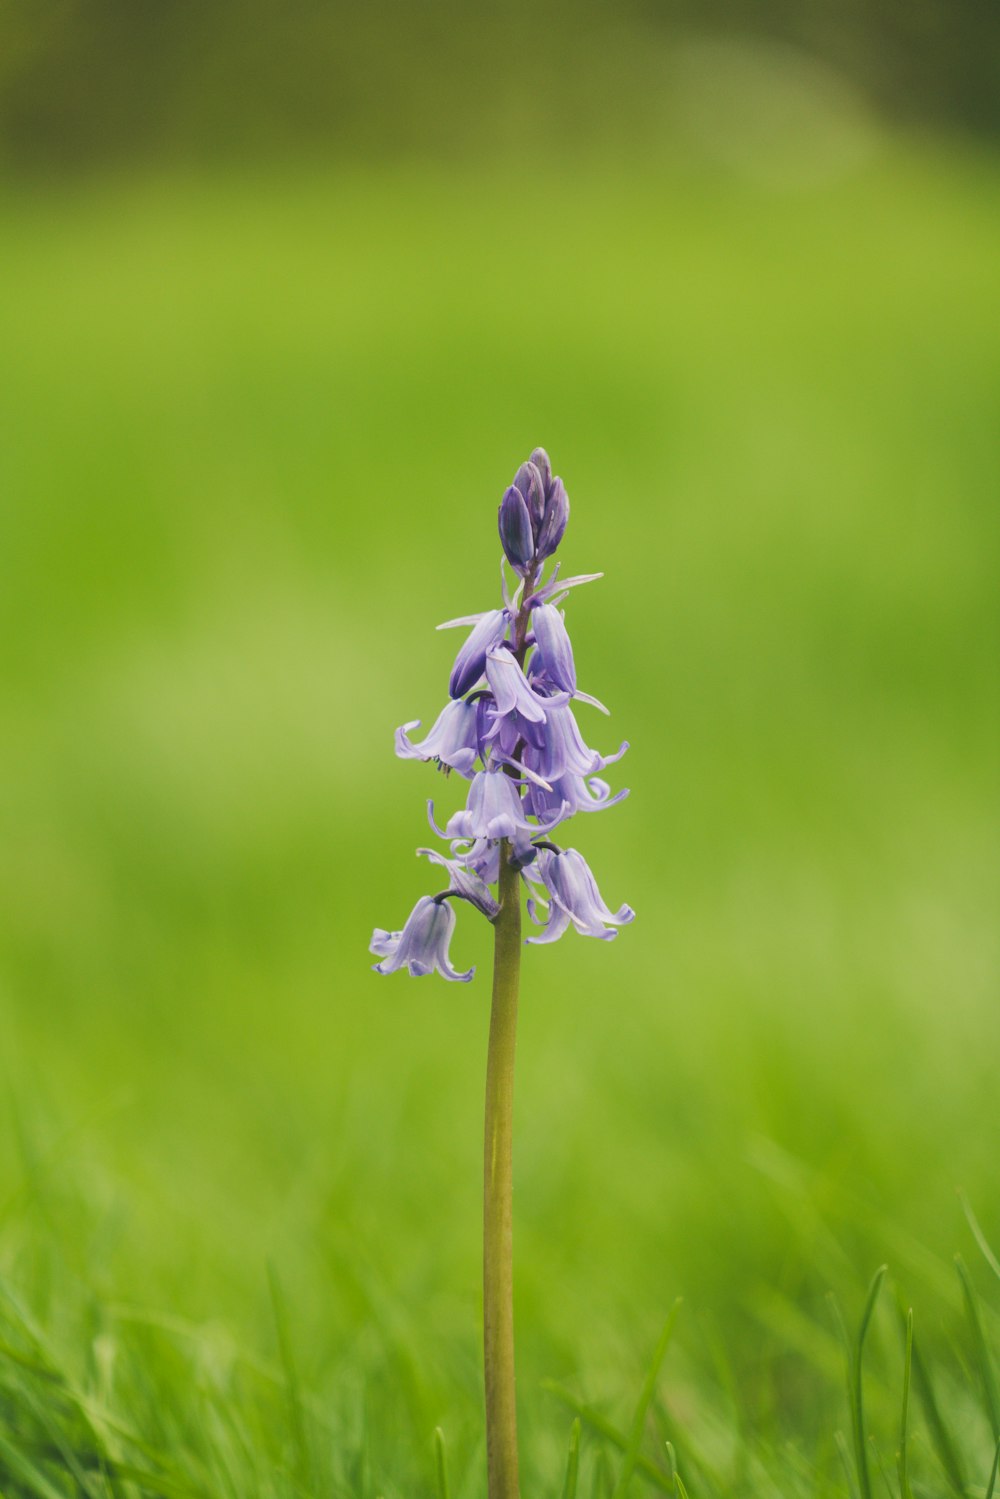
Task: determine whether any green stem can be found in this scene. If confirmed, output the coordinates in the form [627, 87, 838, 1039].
[484, 841, 522, 1499]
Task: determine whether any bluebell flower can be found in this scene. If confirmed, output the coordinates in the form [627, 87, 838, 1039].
[395, 698, 482, 777]
[526, 847, 635, 944]
[530, 603, 577, 694]
[432, 769, 566, 843]
[525, 769, 629, 819]
[440, 609, 509, 699]
[520, 701, 628, 784]
[374, 446, 632, 981]
[370, 895, 474, 981]
[484, 648, 569, 727]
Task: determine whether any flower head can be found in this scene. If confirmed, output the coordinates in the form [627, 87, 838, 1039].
[370, 895, 473, 981]
[372, 446, 632, 980]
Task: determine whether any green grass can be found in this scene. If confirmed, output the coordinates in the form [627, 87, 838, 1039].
[0, 140, 998, 1495]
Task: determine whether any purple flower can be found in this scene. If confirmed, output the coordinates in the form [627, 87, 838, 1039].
[433, 769, 566, 842]
[530, 603, 577, 694]
[526, 847, 635, 944]
[484, 648, 569, 728]
[524, 769, 629, 819]
[395, 698, 482, 777]
[374, 445, 633, 982]
[439, 609, 508, 699]
[370, 895, 474, 981]
[520, 701, 628, 784]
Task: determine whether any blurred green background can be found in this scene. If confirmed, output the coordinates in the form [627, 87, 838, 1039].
[0, 5, 998, 1495]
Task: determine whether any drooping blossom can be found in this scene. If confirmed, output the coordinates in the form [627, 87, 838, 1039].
[372, 447, 633, 979]
[530, 603, 576, 694]
[395, 698, 482, 777]
[525, 847, 635, 944]
[370, 895, 474, 981]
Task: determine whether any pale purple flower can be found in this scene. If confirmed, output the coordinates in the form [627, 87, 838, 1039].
[373, 446, 632, 981]
[530, 603, 577, 694]
[520, 701, 628, 784]
[440, 609, 508, 699]
[432, 769, 567, 843]
[526, 847, 635, 944]
[525, 769, 629, 819]
[484, 648, 569, 727]
[395, 698, 482, 777]
[370, 895, 474, 981]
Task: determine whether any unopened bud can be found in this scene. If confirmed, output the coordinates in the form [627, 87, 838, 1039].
[498, 485, 535, 572]
[535, 476, 569, 561]
[513, 461, 546, 530]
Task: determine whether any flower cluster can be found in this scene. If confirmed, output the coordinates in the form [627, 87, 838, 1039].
[371, 447, 634, 981]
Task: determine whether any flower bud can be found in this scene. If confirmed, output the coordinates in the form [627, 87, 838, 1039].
[513, 461, 546, 530]
[535, 476, 569, 561]
[529, 447, 552, 491]
[498, 485, 535, 572]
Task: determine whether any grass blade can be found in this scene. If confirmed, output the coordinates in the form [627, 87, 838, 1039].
[268, 1262, 311, 1490]
[834, 1430, 859, 1499]
[986, 1438, 1000, 1499]
[983, 1439, 1000, 1499]
[958, 1190, 1000, 1286]
[611, 1299, 683, 1499]
[543, 1383, 675, 1494]
[955, 1254, 1000, 1441]
[847, 1265, 887, 1499]
[561, 1418, 581, 1499]
[907, 1318, 966, 1495]
[664, 1441, 689, 1499]
[896, 1306, 913, 1499]
[433, 1426, 449, 1499]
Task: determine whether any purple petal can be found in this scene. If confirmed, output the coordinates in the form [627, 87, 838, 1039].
[448, 610, 508, 699]
[531, 603, 576, 693]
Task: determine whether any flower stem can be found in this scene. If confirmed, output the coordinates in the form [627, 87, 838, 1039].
[483, 840, 522, 1499]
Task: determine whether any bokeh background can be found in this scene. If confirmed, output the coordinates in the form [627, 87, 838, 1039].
[1, 3, 998, 1493]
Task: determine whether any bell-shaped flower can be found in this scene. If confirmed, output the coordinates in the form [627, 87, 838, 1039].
[521, 700, 628, 784]
[530, 603, 577, 693]
[525, 769, 629, 820]
[526, 847, 634, 944]
[433, 769, 565, 842]
[447, 824, 538, 882]
[370, 895, 474, 981]
[484, 648, 569, 727]
[395, 698, 482, 777]
[439, 609, 508, 699]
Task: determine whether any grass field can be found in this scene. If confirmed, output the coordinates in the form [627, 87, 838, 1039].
[0, 141, 998, 1496]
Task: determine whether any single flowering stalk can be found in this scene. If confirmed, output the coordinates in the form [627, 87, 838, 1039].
[370, 448, 634, 1499]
